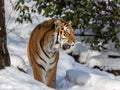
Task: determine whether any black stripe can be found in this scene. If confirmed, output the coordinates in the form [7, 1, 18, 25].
[56, 30, 59, 44]
[40, 40, 51, 59]
[49, 52, 56, 65]
[33, 57, 46, 71]
[50, 60, 56, 65]
[60, 31, 62, 41]
[40, 30, 51, 59]
[51, 52, 56, 57]
[35, 51, 47, 64]
[48, 69, 53, 72]
[37, 64, 46, 72]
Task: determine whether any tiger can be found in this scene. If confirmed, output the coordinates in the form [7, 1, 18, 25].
[27, 19, 76, 88]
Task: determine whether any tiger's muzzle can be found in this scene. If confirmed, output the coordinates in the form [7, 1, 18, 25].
[62, 44, 71, 50]
[62, 42, 75, 50]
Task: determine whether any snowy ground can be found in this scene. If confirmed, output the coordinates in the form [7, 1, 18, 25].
[1, 0, 120, 90]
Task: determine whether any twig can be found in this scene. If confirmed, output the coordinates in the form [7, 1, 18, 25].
[75, 34, 97, 37]
[108, 55, 120, 58]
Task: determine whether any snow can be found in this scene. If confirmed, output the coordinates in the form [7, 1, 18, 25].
[72, 42, 120, 70]
[1, 0, 120, 90]
[0, 67, 53, 90]
[56, 52, 120, 90]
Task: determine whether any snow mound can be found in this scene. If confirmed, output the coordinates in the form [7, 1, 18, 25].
[66, 70, 90, 86]
[10, 54, 27, 72]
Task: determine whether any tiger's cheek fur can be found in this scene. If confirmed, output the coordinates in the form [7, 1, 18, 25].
[66, 33, 76, 44]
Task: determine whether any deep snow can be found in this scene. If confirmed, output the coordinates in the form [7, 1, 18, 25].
[1, 0, 120, 90]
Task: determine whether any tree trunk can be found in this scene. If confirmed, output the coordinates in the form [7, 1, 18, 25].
[0, 0, 10, 69]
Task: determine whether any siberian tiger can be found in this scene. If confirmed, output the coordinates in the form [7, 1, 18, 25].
[27, 19, 76, 88]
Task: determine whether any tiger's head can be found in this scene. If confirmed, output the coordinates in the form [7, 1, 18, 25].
[52, 20, 77, 53]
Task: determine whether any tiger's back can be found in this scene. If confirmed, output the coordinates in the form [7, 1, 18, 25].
[27, 19, 76, 88]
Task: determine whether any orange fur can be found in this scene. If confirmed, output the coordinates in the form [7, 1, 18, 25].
[27, 19, 76, 88]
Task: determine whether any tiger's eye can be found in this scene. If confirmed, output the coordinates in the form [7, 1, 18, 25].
[61, 28, 64, 30]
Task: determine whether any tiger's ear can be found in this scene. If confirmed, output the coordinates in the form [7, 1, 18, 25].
[54, 20, 61, 29]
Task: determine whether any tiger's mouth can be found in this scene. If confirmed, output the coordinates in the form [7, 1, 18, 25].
[62, 44, 71, 50]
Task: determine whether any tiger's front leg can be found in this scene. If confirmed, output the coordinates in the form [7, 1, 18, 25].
[47, 66, 57, 88]
[46, 52, 59, 88]
[31, 61, 46, 84]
